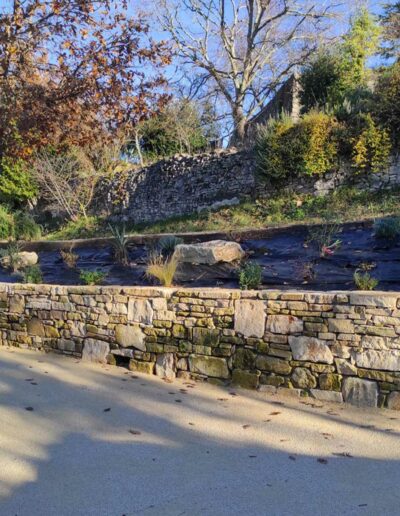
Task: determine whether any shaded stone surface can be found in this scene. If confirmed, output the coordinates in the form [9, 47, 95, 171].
[335, 359, 358, 376]
[255, 355, 291, 375]
[1, 251, 38, 269]
[174, 240, 244, 265]
[387, 392, 400, 410]
[232, 369, 260, 389]
[189, 355, 229, 379]
[311, 389, 344, 403]
[291, 367, 317, 389]
[115, 324, 146, 351]
[82, 339, 110, 364]
[342, 377, 378, 407]
[289, 336, 333, 364]
[27, 318, 45, 337]
[234, 299, 266, 338]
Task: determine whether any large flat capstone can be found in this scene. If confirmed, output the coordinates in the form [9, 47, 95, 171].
[342, 377, 378, 407]
[173, 240, 244, 265]
[234, 299, 266, 338]
[289, 336, 333, 364]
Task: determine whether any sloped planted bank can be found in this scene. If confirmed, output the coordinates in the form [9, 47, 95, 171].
[1, 283, 400, 409]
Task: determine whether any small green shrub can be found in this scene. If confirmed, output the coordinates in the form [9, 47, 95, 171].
[79, 269, 107, 285]
[0, 157, 37, 204]
[157, 235, 183, 256]
[23, 264, 43, 284]
[146, 252, 178, 287]
[353, 270, 379, 290]
[14, 211, 41, 241]
[238, 262, 262, 290]
[49, 216, 99, 240]
[0, 206, 14, 239]
[373, 217, 400, 240]
[109, 223, 129, 266]
[351, 114, 392, 174]
[60, 248, 79, 268]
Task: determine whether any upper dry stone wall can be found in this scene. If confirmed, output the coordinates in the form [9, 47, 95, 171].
[102, 150, 400, 225]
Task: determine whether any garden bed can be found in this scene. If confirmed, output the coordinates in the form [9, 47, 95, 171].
[0, 220, 399, 291]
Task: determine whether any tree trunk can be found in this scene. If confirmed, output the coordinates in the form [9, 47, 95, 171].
[232, 107, 247, 147]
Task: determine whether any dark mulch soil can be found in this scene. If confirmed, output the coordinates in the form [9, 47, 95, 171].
[2, 222, 399, 290]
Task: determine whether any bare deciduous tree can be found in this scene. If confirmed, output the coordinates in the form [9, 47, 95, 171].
[158, 0, 340, 143]
[32, 139, 129, 221]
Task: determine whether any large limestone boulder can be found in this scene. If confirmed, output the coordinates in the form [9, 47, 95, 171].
[173, 240, 244, 265]
[1, 251, 38, 269]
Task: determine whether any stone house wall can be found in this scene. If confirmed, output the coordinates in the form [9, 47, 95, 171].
[1, 283, 400, 410]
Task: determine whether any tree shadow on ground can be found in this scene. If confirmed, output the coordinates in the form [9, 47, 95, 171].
[0, 348, 399, 516]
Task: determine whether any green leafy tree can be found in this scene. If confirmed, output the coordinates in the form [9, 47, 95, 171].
[0, 157, 37, 205]
[135, 100, 208, 161]
[373, 62, 400, 149]
[300, 8, 380, 112]
[380, 2, 400, 59]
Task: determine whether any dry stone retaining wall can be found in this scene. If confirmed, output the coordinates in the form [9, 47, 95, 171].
[1, 283, 400, 409]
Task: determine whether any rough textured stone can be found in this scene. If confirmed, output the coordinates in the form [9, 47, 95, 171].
[234, 299, 266, 338]
[127, 298, 153, 324]
[192, 327, 220, 346]
[328, 319, 354, 334]
[1, 251, 38, 269]
[355, 350, 400, 372]
[255, 355, 291, 375]
[310, 390, 344, 403]
[319, 373, 341, 391]
[291, 367, 317, 389]
[174, 240, 244, 265]
[9, 294, 24, 313]
[27, 318, 45, 337]
[349, 294, 397, 309]
[129, 359, 154, 375]
[155, 353, 176, 379]
[188, 355, 229, 379]
[289, 336, 333, 364]
[387, 392, 400, 410]
[115, 324, 146, 351]
[342, 377, 378, 407]
[335, 358, 358, 376]
[233, 348, 256, 369]
[266, 315, 303, 335]
[232, 369, 260, 389]
[82, 339, 110, 363]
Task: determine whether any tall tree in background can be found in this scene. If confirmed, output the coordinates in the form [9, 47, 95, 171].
[0, 0, 171, 159]
[157, 0, 338, 143]
[380, 2, 400, 59]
